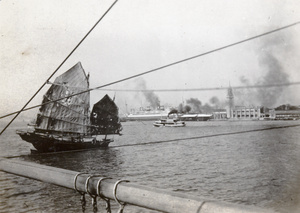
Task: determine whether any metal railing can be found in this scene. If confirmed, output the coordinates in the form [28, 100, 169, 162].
[0, 158, 275, 213]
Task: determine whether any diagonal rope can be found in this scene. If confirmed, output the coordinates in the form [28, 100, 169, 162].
[3, 123, 300, 158]
[0, 0, 119, 135]
[1, 21, 299, 132]
[92, 81, 300, 92]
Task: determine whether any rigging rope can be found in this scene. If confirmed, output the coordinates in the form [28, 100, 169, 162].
[0, 0, 119, 135]
[93, 81, 300, 92]
[0, 21, 299, 133]
[111, 123, 300, 148]
[3, 123, 300, 158]
[4, 80, 299, 121]
[43, 95, 87, 116]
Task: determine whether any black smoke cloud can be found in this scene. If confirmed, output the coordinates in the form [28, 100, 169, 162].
[186, 98, 202, 113]
[256, 53, 289, 107]
[135, 78, 160, 108]
[236, 31, 292, 108]
[181, 97, 221, 113]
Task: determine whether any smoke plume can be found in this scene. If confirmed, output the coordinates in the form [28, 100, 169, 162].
[179, 97, 217, 113]
[135, 78, 160, 108]
[235, 30, 293, 108]
[256, 52, 289, 107]
[186, 98, 202, 113]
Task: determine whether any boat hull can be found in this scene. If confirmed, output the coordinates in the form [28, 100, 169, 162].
[153, 123, 186, 127]
[153, 119, 186, 127]
[17, 131, 112, 153]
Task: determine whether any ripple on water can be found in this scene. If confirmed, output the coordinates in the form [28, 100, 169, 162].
[0, 120, 300, 212]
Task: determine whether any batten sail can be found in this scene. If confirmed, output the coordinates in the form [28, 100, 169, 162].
[90, 94, 122, 135]
[35, 62, 90, 135]
[17, 62, 120, 152]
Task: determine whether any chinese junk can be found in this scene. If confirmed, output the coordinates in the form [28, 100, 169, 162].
[17, 62, 122, 152]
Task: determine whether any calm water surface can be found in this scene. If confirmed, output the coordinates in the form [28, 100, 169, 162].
[0, 120, 300, 212]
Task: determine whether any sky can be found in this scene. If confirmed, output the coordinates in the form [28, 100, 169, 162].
[1, 0, 300, 121]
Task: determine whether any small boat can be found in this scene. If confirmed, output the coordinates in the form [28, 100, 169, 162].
[153, 118, 186, 127]
[17, 62, 122, 153]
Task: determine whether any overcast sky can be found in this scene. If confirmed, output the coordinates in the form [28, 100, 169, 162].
[1, 0, 300, 120]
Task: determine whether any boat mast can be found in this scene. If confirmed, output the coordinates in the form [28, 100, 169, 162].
[0, 0, 119, 135]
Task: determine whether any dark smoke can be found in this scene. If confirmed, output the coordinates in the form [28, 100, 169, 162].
[178, 97, 218, 114]
[234, 76, 258, 107]
[236, 31, 292, 108]
[209, 96, 227, 109]
[209, 96, 220, 106]
[144, 91, 160, 108]
[256, 51, 289, 107]
[135, 78, 160, 108]
[186, 98, 202, 113]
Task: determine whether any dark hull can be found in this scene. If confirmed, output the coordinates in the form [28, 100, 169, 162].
[180, 117, 211, 121]
[17, 131, 112, 153]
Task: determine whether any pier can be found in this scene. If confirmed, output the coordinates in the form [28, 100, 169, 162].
[0, 158, 274, 213]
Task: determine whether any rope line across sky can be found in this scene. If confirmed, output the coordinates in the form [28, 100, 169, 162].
[0, 21, 299, 134]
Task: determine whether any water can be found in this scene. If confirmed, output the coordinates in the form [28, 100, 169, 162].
[1, 120, 300, 212]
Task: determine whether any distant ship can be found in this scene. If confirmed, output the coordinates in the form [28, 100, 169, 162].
[180, 113, 212, 121]
[126, 106, 169, 121]
[17, 62, 122, 152]
[125, 106, 212, 122]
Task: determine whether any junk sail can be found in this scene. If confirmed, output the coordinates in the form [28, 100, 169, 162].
[36, 62, 90, 135]
[91, 95, 122, 135]
[17, 62, 122, 152]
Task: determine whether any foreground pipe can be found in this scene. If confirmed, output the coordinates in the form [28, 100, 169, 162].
[0, 158, 274, 213]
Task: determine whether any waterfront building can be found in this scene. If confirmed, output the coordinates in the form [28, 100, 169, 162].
[274, 110, 300, 120]
[230, 106, 262, 120]
[229, 107, 276, 120]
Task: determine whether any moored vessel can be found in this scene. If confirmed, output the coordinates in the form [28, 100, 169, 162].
[126, 106, 169, 121]
[153, 118, 186, 127]
[180, 113, 212, 121]
[17, 62, 122, 152]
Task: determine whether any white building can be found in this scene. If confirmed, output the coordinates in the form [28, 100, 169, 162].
[230, 106, 262, 119]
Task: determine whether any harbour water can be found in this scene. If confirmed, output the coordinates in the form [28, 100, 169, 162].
[0, 120, 300, 212]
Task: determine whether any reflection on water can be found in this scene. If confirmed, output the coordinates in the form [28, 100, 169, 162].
[23, 148, 121, 173]
[0, 120, 300, 212]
